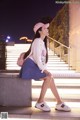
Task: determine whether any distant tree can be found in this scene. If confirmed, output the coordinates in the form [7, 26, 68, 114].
[49, 4, 69, 49]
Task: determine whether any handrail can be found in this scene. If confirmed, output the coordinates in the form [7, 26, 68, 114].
[48, 36, 70, 49]
[47, 36, 71, 69]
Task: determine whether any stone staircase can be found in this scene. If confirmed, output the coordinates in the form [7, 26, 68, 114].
[4, 44, 80, 119]
[32, 50, 80, 111]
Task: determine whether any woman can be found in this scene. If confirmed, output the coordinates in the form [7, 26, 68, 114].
[19, 22, 71, 112]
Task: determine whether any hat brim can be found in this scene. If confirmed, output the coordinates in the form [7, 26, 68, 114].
[33, 22, 49, 33]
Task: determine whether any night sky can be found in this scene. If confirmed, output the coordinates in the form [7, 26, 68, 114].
[0, 0, 64, 43]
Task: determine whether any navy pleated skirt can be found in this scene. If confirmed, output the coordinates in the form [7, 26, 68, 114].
[19, 58, 47, 80]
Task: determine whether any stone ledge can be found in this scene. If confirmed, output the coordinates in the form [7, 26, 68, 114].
[0, 73, 18, 78]
[0, 77, 31, 107]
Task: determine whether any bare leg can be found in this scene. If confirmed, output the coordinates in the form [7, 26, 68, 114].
[37, 76, 50, 103]
[50, 77, 62, 104]
[36, 74, 71, 112]
[37, 75, 62, 104]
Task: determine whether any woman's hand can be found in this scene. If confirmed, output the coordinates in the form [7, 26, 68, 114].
[44, 70, 53, 78]
[43, 70, 52, 76]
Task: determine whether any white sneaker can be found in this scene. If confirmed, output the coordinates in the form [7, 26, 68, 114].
[35, 102, 51, 112]
[55, 103, 71, 112]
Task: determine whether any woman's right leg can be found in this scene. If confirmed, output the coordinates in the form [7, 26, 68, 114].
[37, 76, 51, 103]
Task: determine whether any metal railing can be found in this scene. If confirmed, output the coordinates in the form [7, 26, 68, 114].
[48, 36, 71, 69]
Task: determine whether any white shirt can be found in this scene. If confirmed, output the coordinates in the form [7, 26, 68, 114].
[28, 38, 47, 72]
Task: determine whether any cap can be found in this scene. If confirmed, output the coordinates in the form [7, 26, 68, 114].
[33, 22, 49, 33]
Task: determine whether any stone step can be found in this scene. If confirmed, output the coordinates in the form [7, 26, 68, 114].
[32, 88, 80, 102]
[32, 79, 80, 89]
[6, 63, 67, 67]
[32, 84, 80, 89]
[1, 71, 80, 78]
[47, 64, 69, 67]
[1, 105, 80, 119]
[32, 97, 80, 103]
[0, 72, 80, 86]
[32, 78, 80, 82]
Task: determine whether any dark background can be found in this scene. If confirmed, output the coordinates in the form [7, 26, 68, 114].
[0, 0, 64, 43]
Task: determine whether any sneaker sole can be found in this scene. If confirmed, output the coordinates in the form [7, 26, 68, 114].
[35, 106, 51, 112]
[55, 108, 71, 112]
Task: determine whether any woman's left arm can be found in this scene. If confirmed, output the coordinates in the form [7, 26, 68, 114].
[32, 39, 47, 72]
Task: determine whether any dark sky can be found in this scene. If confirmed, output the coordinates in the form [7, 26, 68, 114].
[0, 0, 64, 43]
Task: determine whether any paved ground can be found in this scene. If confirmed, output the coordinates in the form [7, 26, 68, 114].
[0, 106, 80, 119]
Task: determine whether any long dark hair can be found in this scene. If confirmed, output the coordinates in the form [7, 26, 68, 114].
[24, 27, 48, 63]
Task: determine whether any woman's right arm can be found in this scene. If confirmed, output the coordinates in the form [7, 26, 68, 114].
[17, 52, 25, 66]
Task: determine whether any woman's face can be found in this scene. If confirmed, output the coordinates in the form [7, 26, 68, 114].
[42, 26, 49, 37]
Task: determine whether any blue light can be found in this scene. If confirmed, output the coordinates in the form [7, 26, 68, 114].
[7, 36, 10, 39]
[6, 39, 9, 42]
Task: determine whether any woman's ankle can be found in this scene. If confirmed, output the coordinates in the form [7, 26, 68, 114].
[37, 99, 44, 103]
[56, 100, 63, 104]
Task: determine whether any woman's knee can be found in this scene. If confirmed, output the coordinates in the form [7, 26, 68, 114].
[47, 74, 55, 83]
[44, 75, 52, 82]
